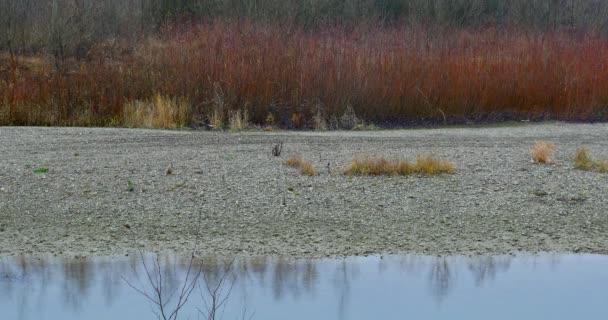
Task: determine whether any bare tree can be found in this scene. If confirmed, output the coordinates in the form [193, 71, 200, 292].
[197, 259, 238, 320]
[123, 208, 206, 320]
[124, 251, 203, 320]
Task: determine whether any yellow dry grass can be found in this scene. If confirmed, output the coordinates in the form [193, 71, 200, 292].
[228, 109, 249, 131]
[123, 94, 190, 129]
[285, 154, 316, 176]
[208, 108, 224, 129]
[299, 161, 316, 176]
[530, 141, 554, 164]
[575, 147, 608, 173]
[344, 154, 454, 176]
[574, 147, 593, 171]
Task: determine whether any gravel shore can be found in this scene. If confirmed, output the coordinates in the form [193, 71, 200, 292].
[1, 123, 607, 257]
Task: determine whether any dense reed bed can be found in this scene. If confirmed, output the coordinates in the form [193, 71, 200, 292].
[2, 21, 608, 128]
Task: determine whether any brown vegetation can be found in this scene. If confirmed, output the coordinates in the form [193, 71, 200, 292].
[3, 0, 608, 129]
[2, 21, 608, 128]
[344, 154, 454, 176]
[530, 142, 555, 164]
[285, 154, 316, 176]
[123, 95, 190, 129]
[574, 147, 608, 173]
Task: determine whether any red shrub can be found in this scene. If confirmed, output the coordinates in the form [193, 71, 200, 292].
[2, 21, 608, 127]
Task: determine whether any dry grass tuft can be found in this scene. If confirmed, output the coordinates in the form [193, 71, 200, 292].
[124, 95, 190, 129]
[312, 109, 328, 131]
[299, 161, 316, 176]
[208, 109, 224, 130]
[285, 154, 303, 167]
[285, 154, 316, 176]
[228, 109, 250, 131]
[344, 154, 454, 176]
[414, 154, 455, 175]
[574, 147, 593, 171]
[530, 141, 555, 164]
[575, 147, 608, 173]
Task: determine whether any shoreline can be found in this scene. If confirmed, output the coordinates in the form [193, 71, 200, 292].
[1, 123, 607, 258]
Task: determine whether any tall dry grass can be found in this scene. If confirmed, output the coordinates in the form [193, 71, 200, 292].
[2, 21, 608, 128]
[123, 95, 191, 129]
[228, 109, 250, 131]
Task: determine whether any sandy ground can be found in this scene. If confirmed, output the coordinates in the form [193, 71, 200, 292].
[0, 123, 607, 258]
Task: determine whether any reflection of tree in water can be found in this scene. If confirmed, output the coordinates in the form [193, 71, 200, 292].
[332, 259, 358, 320]
[397, 255, 427, 276]
[193, 256, 320, 312]
[0, 256, 54, 319]
[430, 255, 518, 303]
[467, 256, 512, 287]
[523, 253, 561, 271]
[66, 257, 132, 311]
[268, 258, 318, 300]
[234, 257, 353, 319]
[429, 257, 454, 304]
[0, 252, 564, 318]
[234, 256, 268, 310]
[99, 256, 134, 306]
[61, 258, 94, 310]
[234, 256, 268, 284]
[0, 255, 138, 318]
[199, 256, 237, 293]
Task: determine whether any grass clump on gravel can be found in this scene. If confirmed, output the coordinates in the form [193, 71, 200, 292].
[285, 154, 316, 176]
[344, 154, 454, 176]
[34, 167, 49, 173]
[127, 179, 136, 192]
[575, 147, 608, 173]
[530, 141, 554, 164]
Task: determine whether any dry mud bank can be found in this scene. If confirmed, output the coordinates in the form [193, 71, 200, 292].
[1, 124, 607, 257]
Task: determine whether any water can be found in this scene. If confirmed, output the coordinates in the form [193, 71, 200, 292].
[1, 253, 607, 320]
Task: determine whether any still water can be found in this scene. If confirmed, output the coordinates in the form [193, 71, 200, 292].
[1, 253, 607, 320]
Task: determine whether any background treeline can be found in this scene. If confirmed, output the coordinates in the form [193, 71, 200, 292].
[2, 0, 608, 57]
[2, 0, 608, 128]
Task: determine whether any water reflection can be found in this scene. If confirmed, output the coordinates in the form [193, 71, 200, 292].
[467, 255, 512, 287]
[1, 252, 601, 320]
[429, 257, 453, 303]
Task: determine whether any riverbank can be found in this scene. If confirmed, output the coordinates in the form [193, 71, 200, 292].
[1, 123, 607, 257]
